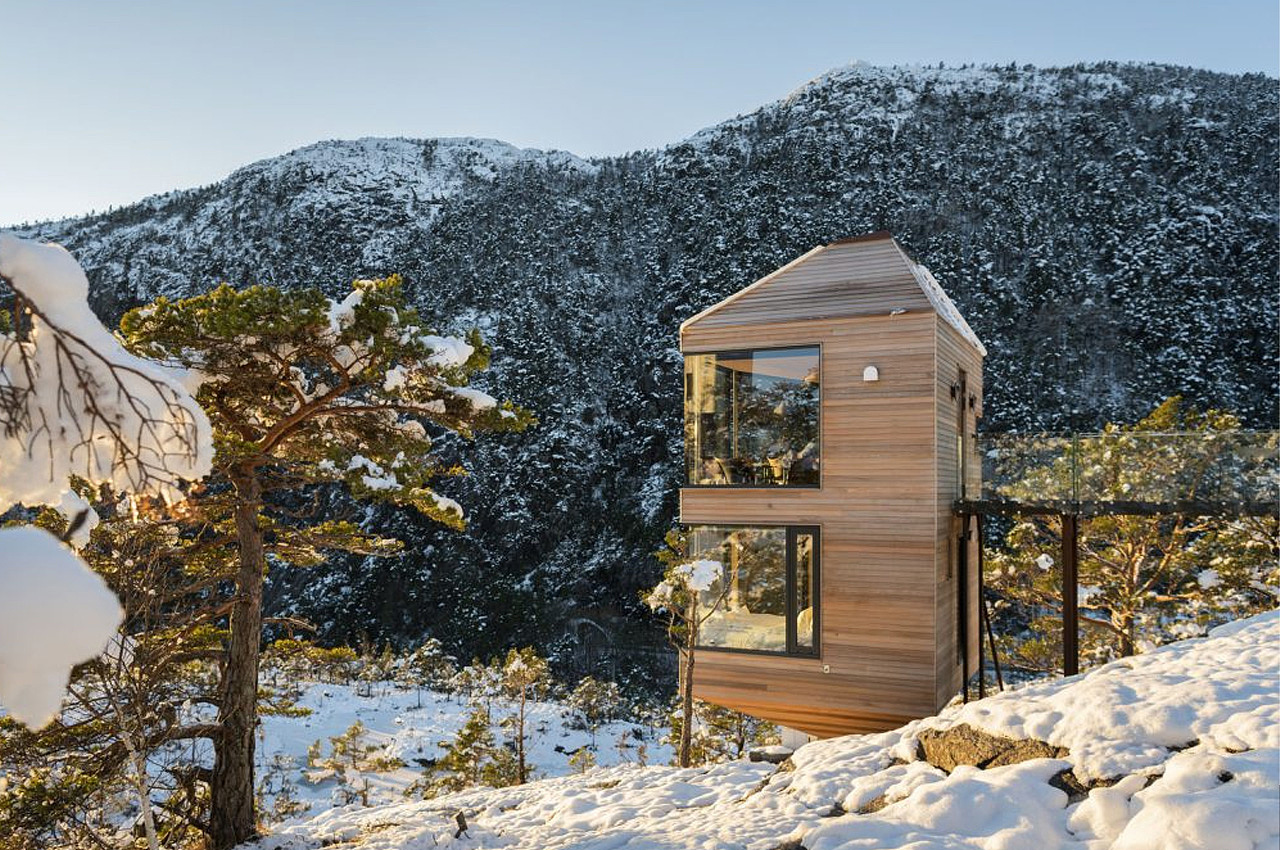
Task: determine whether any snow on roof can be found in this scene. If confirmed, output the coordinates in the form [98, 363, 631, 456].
[910, 260, 988, 356]
[681, 235, 985, 356]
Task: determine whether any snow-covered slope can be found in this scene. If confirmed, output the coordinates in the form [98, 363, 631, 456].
[251, 680, 669, 813]
[245, 611, 1279, 850]
[19, 136, 591, 305]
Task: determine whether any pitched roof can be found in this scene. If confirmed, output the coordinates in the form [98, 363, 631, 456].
[681, 233, 986, 356]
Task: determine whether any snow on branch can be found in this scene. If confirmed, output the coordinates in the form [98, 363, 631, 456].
[0, 235, 213, 511]
[0, 526, 123, 727]
[0, 235, 214, 730]
[646, 559, 724, 612]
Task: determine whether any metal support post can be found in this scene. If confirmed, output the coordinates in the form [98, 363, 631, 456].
[1061, 513, 1080, 676]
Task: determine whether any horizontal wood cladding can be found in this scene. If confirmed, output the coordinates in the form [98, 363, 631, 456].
[685, 239, 931, 329]
[933, 317, 985, 705]
[679, 250, 985, 737]
[692, 651, 937, 736]
[683, 309, 944, 736]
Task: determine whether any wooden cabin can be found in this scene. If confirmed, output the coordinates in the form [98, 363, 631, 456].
[678, 232, 985, 738]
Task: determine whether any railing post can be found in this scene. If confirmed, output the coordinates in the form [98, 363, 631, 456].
[1061, 512, 1080, 676]
[1071, 432, 1080, 504]
[975, 511, 985, 699]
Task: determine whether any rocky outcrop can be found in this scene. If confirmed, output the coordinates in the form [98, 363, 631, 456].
[916, 724, 1068, 772]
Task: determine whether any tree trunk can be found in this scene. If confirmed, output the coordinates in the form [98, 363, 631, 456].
[1120, 559, 1138, 657]
[1121, 612, 1136, 656]
[210, 472, 266, 850]
[678, 605, 697, 768]
[517, 690, 527, 784]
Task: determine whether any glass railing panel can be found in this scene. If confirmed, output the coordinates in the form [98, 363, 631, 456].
[975, 431, 1278, 507]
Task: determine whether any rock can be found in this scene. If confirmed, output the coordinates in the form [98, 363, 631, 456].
[1048, 768, 1093, 803]
[749, 745, 795, 764]
[986, 737, 1069, 768]
[1049, 768, 1127, 803]
[857, 795, 890, 814]
[916, 724, 1068, 772]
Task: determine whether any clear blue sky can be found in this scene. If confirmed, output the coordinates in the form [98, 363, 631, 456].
[3, 0, 1276, 226]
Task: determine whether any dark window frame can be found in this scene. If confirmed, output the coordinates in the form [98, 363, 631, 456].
[687, 523, 821, 658]
[682, 344, 822, 490]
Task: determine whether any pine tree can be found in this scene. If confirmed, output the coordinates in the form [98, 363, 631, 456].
[421, 707, 499, 796]
[498, 648, 551, 784]
[692, 701, 779, 763]
[396, 638, 458, 708]
[566, 675, 622, 749]
[119, 276, 531, 849]
[645, 529, 730, 767]
[0, 496, 233, 849]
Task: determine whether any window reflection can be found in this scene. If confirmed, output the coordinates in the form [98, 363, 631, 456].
[796, 532, 815, 650]
[684, 347, 820, 487]
[691, 527, 787, 652]
[689, 525, 819, 656]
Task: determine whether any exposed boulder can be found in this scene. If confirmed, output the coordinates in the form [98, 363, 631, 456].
[915, 724, 1068, 772]
[749, 745, 795, 765]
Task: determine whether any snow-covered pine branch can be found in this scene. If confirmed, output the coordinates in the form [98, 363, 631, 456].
[119, 275, 530, 531]
[0, 236, 214, 730]
[0, 235, 212, 512]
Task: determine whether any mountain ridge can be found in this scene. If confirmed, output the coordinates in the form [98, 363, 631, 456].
[21, 60, 1271, 229]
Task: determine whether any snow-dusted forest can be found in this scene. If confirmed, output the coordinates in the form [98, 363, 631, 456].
[0, 59, 1277, 850]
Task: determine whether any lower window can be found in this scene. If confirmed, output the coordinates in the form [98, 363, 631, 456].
[686, 525, 819, 656]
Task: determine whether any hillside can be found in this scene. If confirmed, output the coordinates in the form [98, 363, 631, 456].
[10, 62, 1278, 666]
[243, 611, 1279, 849]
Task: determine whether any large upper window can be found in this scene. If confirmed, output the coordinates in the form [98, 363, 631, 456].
[684, 346, 820, 487]
[688, 525, 819, 655]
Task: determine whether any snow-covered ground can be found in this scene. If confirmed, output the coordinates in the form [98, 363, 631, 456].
[245, 611, 1279, 850]
[254, 681, 670, 815]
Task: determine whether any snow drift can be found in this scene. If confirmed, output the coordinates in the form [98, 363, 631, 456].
[244, 611, 1279, 850]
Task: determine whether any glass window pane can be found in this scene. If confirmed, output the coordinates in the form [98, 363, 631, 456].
[684, 347, 820, 486]
[795, 532, 816, 651]
[690, 526, 787, 652]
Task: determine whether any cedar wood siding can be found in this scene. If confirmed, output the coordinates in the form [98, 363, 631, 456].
[678, 234, 984, 737]
[934, 317, 984, 706]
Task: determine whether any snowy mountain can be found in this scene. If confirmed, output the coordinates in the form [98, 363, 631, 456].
[12, 137, 591, 315]
[243, 611, 1279, 849]
[9, 62, 1278, 665]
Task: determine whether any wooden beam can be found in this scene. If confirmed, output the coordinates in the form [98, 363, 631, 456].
[958, 514, 970, 702]
[976, 513, 985, 699]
